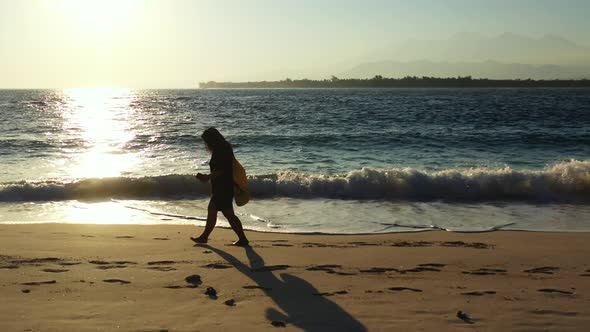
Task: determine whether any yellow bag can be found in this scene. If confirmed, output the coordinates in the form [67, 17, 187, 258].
[232, 158, 250, 206]
[234, 186, 251, 206]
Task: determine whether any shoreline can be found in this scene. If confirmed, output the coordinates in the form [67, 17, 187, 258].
[1, 223, 589, 331]
[3, 221, 590, 235]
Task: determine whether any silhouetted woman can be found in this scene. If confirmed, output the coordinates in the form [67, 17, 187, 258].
[192, 127, 249, 246]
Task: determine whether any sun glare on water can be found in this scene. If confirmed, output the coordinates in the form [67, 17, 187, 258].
[62, 88, 138, 178]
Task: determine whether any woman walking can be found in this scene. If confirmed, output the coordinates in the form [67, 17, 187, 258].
[192, 127, 250, 246]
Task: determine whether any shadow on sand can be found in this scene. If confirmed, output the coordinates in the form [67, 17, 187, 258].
[200, 244, 367, 331]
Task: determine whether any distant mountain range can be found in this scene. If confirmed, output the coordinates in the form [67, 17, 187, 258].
[341, 60, 590, 80]
[340, 33, 590, 79]
[369, 32, 590, 65]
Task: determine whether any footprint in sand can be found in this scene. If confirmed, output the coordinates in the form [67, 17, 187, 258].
[461, 291, 497, 296]
[330, 271, 358, 276]
[97, 265, 128, 270]
[348, 242, 379, 246]
[202, 263, 232, 269]
[313, 290, 348, 296]
[403, 267, 441, 273]
[115, 236, 134, 239]
[14, 257, 61, 265]
[305, 265, 357, 276]
[391, 241, 433, 247]
[389, 287, 422, 292]
[147, 261, 176, 265]
[153, 238, 170, 241]
[147, 261, 177, 271]
[537, 288, 574, 295]
[481, 268, 507, 273]
[525, 267, 559, 274]
[251, 265, 290, 272]
[41, 268, 69, 273]
[103, 279, 131, 284]
[164, 285, 185, 289]
[301, 242, 345, 248]
[148, 266, 177, 272]
[114, 261, 137, 265]
[306, 264, 341, 273]
[21, 280, 56, 286]
[360, 267, 400, 273]
[441, 241, 491, 249]
[462, 268, 506, 276]
[0, 265, 19, 269]
[462, 271, 494, 275]
[90, 260, 136, 269]
[306, 264, 342, 271]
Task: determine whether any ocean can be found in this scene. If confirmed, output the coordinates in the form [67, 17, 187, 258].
[1, 88, 589, 233]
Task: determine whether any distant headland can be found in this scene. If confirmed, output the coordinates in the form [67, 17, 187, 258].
[199, 76, 590, 89]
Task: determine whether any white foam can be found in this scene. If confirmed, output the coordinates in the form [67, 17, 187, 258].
[0, 160, 589, 203]
[248, 160, 590, 202]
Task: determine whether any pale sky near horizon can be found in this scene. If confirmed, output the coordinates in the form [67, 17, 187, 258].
[1, 0, 589, 88]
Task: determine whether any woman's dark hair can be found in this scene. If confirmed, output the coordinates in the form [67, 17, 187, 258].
[201, 127, 232, 153]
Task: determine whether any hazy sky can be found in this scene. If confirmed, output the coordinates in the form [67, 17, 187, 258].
[1, 0, 589, 88]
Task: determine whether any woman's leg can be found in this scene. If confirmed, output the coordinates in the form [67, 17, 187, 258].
[221, 207, 249, 245]
[193, 199, 218, 242]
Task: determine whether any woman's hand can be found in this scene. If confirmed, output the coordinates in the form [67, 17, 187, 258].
[196, 173, 211, 182]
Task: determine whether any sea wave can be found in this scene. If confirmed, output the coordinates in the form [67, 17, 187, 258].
[1, 160, 589, 203]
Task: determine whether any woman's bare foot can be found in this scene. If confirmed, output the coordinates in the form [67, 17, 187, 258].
[191, 236, 208, 244]
[232, 239, 250, 247]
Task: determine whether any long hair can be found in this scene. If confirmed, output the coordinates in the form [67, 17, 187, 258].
[201, 127, 232, 154]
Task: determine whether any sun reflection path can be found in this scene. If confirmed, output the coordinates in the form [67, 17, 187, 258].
[62, 88, 138, 178]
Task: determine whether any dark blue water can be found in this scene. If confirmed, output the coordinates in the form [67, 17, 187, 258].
[2, 88, 590, 178]
[145, 88, 590, 173]
[0, 88, 589, 232]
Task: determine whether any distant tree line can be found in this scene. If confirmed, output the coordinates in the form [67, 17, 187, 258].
[199, 75, 590, 88]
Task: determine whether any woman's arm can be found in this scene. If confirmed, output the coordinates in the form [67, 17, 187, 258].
[196, 168, 226, 182]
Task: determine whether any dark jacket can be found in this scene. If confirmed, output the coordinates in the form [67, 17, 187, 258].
[209, 144, 234, 197]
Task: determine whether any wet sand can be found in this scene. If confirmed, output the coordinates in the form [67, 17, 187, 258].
[1, 223, 589, 331]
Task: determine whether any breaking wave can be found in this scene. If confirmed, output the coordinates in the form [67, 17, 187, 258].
[1, 160, 589, 203]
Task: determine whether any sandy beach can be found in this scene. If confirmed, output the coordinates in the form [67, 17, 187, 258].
[0, 224, 589, 331]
